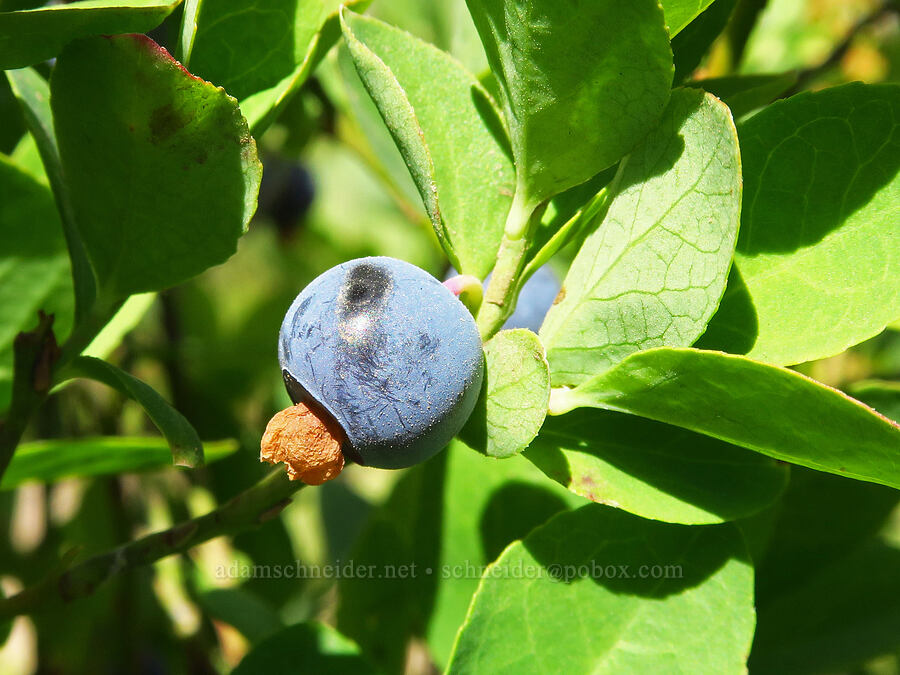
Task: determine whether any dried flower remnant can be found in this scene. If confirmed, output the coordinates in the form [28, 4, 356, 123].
[260, 402, 346, 485]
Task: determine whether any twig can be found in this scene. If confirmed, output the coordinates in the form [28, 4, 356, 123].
[0, 313, 59, 480]
[784, 0, 899, 97]
[0, 469, 303, 620]
[0, 298, 123, 485]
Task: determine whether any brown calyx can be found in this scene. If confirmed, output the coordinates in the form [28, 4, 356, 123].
[260, 401, 346, 485]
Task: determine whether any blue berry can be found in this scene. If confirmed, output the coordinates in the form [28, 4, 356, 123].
[278, 257, 484, 469]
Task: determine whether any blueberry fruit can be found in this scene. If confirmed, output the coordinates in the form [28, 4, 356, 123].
[275, 256, 484, 473]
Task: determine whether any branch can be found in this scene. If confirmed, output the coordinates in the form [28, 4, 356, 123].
[784, 1, 899, 97]
[0, 469, 303, 620]
[0, 312, 59, 479]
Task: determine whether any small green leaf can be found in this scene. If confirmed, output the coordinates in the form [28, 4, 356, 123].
[447, 504, 755, 674]
[661, 0, 717, 36]
[188, 0, 370, 133]
[461, 329, 549, 458]
[686, 71, 799, 119]
[6, 67, 96, 322]
[702, 83, 900, 365]
[50, 34, 262, 299]
[0, 0, 179, 69]
[541, 89, 741, 386]
[233, 622, 376, 675]
[465, 0, 673, 208]
[552, 347, 900, 489]
[341, 10, 514, 278]
[66, 356, 204, 467]
[2, 436, 236, 489]
[526, 409, 789, 524]
[0, 155, 73, 414]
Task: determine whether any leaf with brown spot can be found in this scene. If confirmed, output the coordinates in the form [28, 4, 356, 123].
[50, 34, 262, 298]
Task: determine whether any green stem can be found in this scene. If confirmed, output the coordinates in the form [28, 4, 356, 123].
[520, 156, 629, 291]
[0, 469, 303, 621]
[476, 192, 537, 339]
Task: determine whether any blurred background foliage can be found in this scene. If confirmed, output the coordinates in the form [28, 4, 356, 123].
[1, 0, 900, 673]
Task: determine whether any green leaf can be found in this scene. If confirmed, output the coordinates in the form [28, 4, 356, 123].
[526, 409, 789, 524]
[848, 380, 900, 424]
[0, 70, 24, 153]
[82, 292, 156, 360]
[754, 538, 900, 673]
[428, 444, 582, 667]
[233, 622, 376, 675]
[702, 83, 900, 365]
[50, 34, 262, 299]
[336, 450, 446, 673]
[671, 0, 735, 83]
[368, 0, 488, 77]
[461, 329, 549, 458]
[195, 587, 283, 644]
[187, 0, 369, 133]
[320, 44, 422, 214]
[0, 0, 179, 70]
[9, 131, 45, 183]
[337, 442, 581, 671]
[541, 89, 741, 386]
[551, 347, 900, 489]
[66, 355, 204, 467]
[754, 466, 898, 600]
[751, 468, 900, 673]
[340, 11, 514, 279]
[175, 0, 201, 64]
[447, 504, 755, 674]
[2, 436, 236, 489]
[0, 155, 73, 414]
[686, 72, 799, 119]
[661, 0, 718, 36]
[465, 0, 673, 208]
[6, 67, 96, 322]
